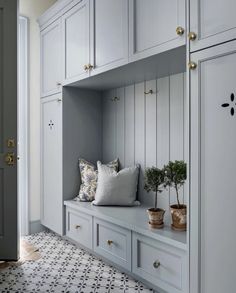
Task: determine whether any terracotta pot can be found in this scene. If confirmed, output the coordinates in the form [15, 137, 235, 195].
[170, 204, 187, 231]
[147, 208, 165, 229]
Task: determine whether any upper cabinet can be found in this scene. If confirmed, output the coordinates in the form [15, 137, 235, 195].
[62, 0, 90, 83]
[189, 0, 236, 52]
[41, 19, 62, 97]
[129, 0, 186, 62]
[90, 0, 128, 75]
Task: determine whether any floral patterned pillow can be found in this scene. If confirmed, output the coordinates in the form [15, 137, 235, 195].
[75, 158, 119, 202]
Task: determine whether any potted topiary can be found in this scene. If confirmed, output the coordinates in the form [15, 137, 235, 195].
[163, 160, 187, 231]
[144, 167, 165, 229]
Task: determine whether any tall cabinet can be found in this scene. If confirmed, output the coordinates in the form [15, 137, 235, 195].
[189, 2, 236, 292]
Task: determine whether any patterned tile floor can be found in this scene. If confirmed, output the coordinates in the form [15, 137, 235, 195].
[0, 232, 154, 293]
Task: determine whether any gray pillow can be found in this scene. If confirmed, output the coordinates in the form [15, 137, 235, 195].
[93, 162, 140, 206]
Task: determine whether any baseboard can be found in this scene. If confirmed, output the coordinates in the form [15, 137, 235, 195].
[29, 220, 46, 235]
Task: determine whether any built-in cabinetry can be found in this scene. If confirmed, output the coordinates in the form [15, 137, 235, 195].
[39, 0, 236, 292]
[40, 88, 102, 235]
[65, 201, 187, 293]
[190, 41, 236, 293]
[189, 0, 236, 52]
[40, 19, 62, 97]
[129, 0, 186, 62]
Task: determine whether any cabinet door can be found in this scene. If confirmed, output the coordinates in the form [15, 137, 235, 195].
[190, 41, 236, 293]
[90, 0, 128, 75]
[129, 0, 185, 62]
[62, 0, 90, 83]
[190, 0, 236, 52]
[41, 94, 63, 235]
[41, 19, 62, 97]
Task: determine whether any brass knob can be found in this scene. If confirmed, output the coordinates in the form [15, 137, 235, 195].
[75, 225, 81, 229]
[107, 240, 113, 245]
[57, 98, 62, 102]
[188, 61, 197, 70]
[176, 26, 184, 36]
[153, 260, 161, 269]
[84, 64, 89, 71]
[88, 64, 94, 70]
[188, 32, 197, 41]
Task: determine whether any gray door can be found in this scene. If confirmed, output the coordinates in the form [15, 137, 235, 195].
[0, 0, 18, 260]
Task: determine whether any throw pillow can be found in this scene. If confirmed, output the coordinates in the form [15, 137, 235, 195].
[75, 158, 119, 202]
[93, 162, 140, 206]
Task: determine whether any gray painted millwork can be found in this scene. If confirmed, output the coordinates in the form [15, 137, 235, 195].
[29, 220, 45, 235]
[190, 41, 236, 293]
[0, 0, 18, 261]
[41, 88, 102, 235]
[64, 201, 187, 293]
[102, 73, 187, 216]
[190, 0, 236, 52]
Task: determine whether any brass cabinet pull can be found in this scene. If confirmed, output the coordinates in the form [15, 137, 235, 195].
[84, 64, 89, 71]
[75, 225, 81, 229]
[188, 61, 197, 70]
[153, 260, 161, 269]
[188, 32, 197, 41]
[107, 240, 113, 245]
[5, 152, 15, 166]
[56, 82, 62, 86]
[176, 26, 185, 36]
[57, 98, 62, 102]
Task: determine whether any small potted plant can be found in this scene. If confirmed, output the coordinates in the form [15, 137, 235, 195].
[164, 160, 187, 231]
[144, 167, 165, 229]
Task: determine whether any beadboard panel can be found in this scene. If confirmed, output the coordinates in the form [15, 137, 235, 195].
[102, 73, 186, 209]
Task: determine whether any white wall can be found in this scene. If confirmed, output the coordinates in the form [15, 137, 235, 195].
[19, 0, 57, 222]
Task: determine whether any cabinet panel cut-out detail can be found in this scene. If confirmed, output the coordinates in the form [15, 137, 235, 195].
[221, 93, 235, 116]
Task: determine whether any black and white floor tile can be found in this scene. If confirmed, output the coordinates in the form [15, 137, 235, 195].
[0, 231, 154, 293]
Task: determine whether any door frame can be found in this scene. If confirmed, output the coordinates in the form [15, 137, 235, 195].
[18, 15, 29, 236]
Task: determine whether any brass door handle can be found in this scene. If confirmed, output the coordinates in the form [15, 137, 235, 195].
[153, 260, 161, 269]
[5, 152, 15, 166]
[176, 26, 184, 36]
[188, 32, 197, 41]
[107, 240, 113, 245]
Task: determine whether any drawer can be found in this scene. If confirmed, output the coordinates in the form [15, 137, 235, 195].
[93, 218, 131, 270]
[66, 207, 93, 249]
[132, 233, 187, 293]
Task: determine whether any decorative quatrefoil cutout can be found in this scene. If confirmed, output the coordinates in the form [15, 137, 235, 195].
[221, 93, 236, 116]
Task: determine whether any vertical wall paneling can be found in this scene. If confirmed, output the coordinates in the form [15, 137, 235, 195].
[124, 85, 135, 167]
[156, 77, 170, 217]
[102, 90, 116, 163]
[134, 82, 146, 203]
[116, 87, 125, 168]
[101, 73, 186, 210]
[169, 73, 184, 206]
[145, 79, 157, 168]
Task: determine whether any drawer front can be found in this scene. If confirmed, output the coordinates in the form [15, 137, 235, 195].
[94, 218, 131, 270]
[66, 208, 92, 249]
[132, 233, 187, 293]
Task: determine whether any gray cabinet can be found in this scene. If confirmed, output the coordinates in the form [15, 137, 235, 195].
[90, 0, 128, 75]
[129, 0, 186, 62]
[40, 19, 62, 97]
[62, 0, 90, 83]
[190, 41, 236, 293]
[41, 94, 63, 235]
[189, 0, 236, 52]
